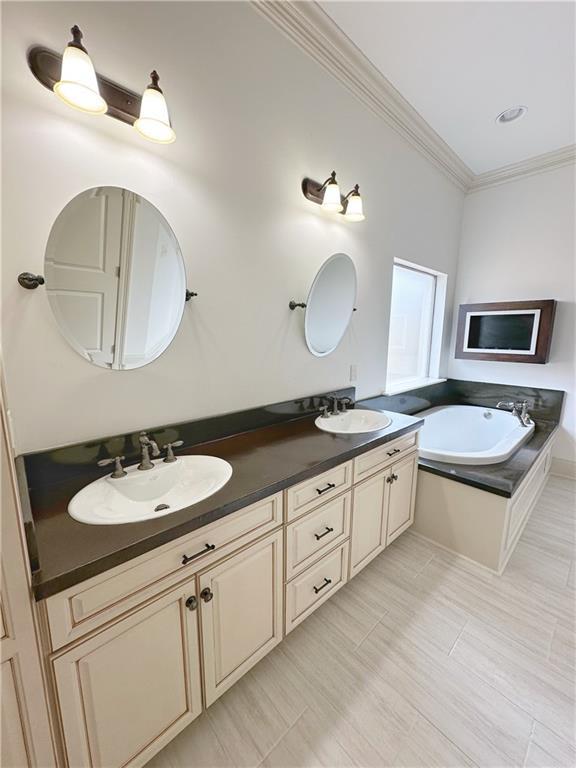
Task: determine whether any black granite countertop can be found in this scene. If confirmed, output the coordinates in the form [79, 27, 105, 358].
[18, 409, 422, 600]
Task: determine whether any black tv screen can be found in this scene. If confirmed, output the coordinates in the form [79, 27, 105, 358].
[467, 313, 535, 351]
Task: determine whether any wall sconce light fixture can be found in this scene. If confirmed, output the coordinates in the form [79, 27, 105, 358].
[134, 71, 175, 144]
[28, 26, 176, 144]
[343, 185, 365, 222]
[321, 171, 343, 212]
[302, 171, 365, 222]
[53, 26, 107, 114]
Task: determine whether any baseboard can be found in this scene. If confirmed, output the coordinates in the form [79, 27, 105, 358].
[408, 530, 500, 576]
[550, 457, 576, 480]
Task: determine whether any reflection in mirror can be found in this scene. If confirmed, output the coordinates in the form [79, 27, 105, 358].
[45, 187, 186, 370]
[304, 253, 357, 356]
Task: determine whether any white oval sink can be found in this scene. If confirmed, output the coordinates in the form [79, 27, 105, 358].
[68, 456, 233, 525]
[315, 409, 392, 435]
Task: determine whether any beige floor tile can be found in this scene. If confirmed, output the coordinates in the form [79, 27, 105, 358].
[549, 619, 576, 681]
[524, 720, 576, 768]
[155, 714, 234, 768]
[504, 540, 572, 590]
[261, 704, 385, 768]
[205, 666, 304, 768]
[415, 555, 556, 656]
[355, 615, 533, 767]
[312, 579, 385, 649]
[393, 714, 478, 768]
[451, 624, 575, 745]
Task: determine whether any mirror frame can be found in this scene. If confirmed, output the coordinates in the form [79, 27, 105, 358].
[304, 253, 357, 357]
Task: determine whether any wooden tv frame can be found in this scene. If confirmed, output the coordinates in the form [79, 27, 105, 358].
[455, 300, 556, 363]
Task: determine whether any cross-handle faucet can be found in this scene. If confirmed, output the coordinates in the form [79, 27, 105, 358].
[97, 455, 127, 479]
[138, 431, 160, 470]
[163, 440, 184, 463]
[496, 400, 533, 427]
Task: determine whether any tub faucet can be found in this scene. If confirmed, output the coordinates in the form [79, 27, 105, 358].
[138, 431, 160, 470]
[496, 400, 533, 427]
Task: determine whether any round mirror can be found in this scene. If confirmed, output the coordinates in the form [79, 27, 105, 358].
[44, 187, 186, 369]
[304, 253, 357, 357]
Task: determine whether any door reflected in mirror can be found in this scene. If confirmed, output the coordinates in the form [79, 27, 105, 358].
[304, 253, 357, 356]
[45, 187, 186, 369]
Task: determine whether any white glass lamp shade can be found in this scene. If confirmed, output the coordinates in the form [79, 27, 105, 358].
[134, 84, 175, 144]
[54, 45, 107, 114]
[321, 180, 343, 213]
[344, 191, 365, 222]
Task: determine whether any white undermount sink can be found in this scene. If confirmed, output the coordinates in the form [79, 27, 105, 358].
[68, 456, 233, 525]
[315, 409, 392, 435]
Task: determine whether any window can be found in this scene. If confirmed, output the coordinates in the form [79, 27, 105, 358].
[385, 259, 447, 394]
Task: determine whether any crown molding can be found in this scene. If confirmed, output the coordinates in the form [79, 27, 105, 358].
[252, 2, 576, 196]
[251, 0, 474, 192]
[468, 145, 576, 193]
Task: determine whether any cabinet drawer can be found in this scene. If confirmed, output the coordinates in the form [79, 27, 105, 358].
[285, 492, 351, 580]
[46, 493, 282, 650]
[285, 543, 348, 633]
[285, 462, 352, 522]
[354, 431, 418, 483]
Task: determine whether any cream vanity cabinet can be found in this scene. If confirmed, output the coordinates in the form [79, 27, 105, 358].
[351, 434, 418, 577]
[52, 529, 284, 767]
[45, 495, 284, 768]
[41, 429, 419, 768]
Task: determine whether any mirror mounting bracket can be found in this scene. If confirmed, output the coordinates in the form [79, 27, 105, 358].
[185, 290, 198, 301]
[289, 301, 307, 310]
[18, 272, 45, 289]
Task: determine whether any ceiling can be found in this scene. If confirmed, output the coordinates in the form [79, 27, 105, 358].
[320, 1, 575, 175]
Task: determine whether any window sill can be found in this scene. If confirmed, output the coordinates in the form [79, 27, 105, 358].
[382, 378, 446, 397]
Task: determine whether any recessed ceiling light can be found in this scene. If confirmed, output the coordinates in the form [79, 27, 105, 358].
[496, 106, 528, 125]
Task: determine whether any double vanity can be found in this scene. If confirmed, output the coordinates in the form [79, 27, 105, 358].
[18, 395, 421, 768]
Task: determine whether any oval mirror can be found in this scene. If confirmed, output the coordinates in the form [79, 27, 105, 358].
[44, 186, 186, 370]
[304, 253, 357, 356]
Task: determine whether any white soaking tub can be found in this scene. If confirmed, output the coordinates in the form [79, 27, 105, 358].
[418, 405, 535, 465]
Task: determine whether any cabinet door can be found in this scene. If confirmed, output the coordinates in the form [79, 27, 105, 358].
[199, 530, 283, 706]
[53, 582, 202, 768]
[386, 451, 418, 545]
[350, 472, 389, 578]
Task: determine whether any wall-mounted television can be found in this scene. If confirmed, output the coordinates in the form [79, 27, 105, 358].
[455, 300, 556, 363]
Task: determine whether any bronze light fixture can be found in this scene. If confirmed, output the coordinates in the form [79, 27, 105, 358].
[302, 171, 365, 222]
[28, 25, 175, 143]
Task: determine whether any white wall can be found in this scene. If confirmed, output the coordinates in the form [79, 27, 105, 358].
[449, 166, 576, 464]
[1, 2, 463, 454]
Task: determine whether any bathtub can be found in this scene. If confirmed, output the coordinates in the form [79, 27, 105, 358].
[418, 405, 535, 465]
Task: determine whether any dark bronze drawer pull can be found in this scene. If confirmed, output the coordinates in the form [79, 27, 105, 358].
[185, 595, 198, 611]
[313, 577, 332, 594]
[314, 526, 334, 541]
[200, 587, 214, 603]
[387, 448, 401, 457]
[181, 543, 216, 565]
[316, 482, 336, 495]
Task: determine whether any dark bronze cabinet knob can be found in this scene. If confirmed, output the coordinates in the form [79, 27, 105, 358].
[185, 595, 198, 611]
[200, 587, 214, 603]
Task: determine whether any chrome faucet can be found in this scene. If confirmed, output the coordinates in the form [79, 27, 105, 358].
[496, 400, 533, 427]
[138, 431, 160, 470]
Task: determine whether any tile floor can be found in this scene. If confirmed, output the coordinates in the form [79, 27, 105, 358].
[148, 475, 575, 768]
